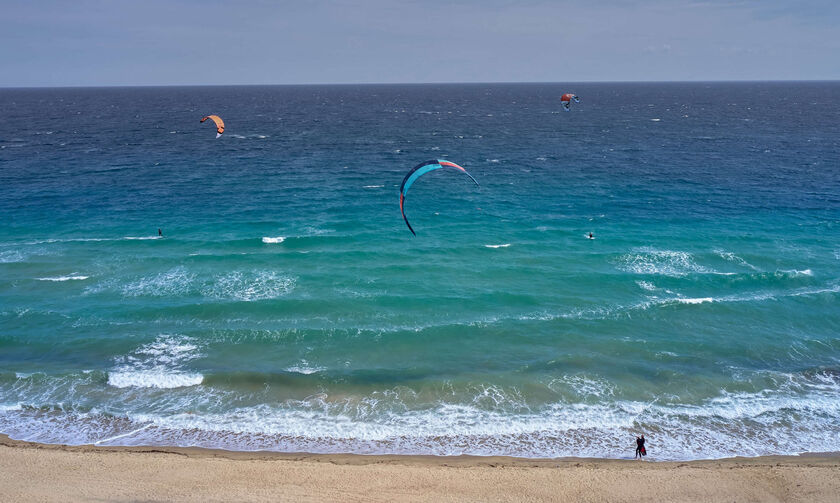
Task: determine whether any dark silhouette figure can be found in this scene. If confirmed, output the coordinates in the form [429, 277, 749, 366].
[158, 228, 162, 237]
[635, 435, 646, 459]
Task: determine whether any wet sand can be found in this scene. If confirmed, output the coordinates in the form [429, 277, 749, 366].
[2, 434, 839, 502]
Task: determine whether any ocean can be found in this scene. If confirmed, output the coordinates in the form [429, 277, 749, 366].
[0, 82, 838, 460]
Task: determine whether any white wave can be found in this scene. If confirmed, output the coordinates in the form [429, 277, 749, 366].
[615, 248, 711, 277]
[285, 361, 326, 375]
[676, 297, 714, 304]
[636, 280, 656, 291]
[113, 378, 840, 459]
[363, 185, 384, 188]
[123, 236, 162, 240]
[714, 249, 759, 270]
[121, 267, 195, 297]
[548, 375, 615, 399]
[5, 370, 840, 460]
[659, 284, 840, 307]
[784, 268, 813, 276]
[107, 371, 203, 389]
[484, 243, 511, 249]
[205, 271, 296, 301]
[650, 118, 661, 121]
[0, 250, 26, 263]
[94, 424, 153, 445]
[36, 275, 89, 282]
[301, 226, 334, 236]
[24, 237, 112, 244]
[261, 236, 286, 244]
[108, 335, 203, 389]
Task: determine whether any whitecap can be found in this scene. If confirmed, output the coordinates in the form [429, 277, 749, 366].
[121, 267, 195, 297]
[615, 248, 711, 276]
[363, 185, 384, 189]
[784, 268, 813, 276]
[0, 250, 26, 263]
[714, 249, 760, 270]
[262, 236, 286, 244]
[108, 335, 203, 389]
[107, 370, 203, 389]
[676, 297, 715, 304]
[285, 360, 326, 375]
[636, 280, 656, 291]
[36, 275, 89, 282]
[205, 270, 296, 301]
[484, 243, 511, 249]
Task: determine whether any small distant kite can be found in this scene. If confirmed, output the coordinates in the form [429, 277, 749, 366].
[560, 93, 580, 111]
[399, 160, 479, 236]
[200, 115, 225, 138]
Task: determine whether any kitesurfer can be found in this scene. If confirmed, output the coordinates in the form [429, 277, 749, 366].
[635, 434, 646, 459]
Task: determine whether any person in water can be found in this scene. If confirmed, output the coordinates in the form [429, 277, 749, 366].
[588, 232, 593, 239]
[635, 434, 646, 459]
[158, 228, 162, 237]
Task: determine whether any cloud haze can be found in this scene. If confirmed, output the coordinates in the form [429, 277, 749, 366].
[1, 0, 838, 86]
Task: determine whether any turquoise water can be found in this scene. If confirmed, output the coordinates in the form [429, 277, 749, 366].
[1, 83, 838, 459]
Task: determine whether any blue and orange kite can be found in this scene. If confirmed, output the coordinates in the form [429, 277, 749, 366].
[399, 160, 479, 236]
[561, 93, 580, 111]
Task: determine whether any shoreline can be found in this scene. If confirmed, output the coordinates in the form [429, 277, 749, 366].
[2, 433, 839, 465]
[3, 434, 840, 502]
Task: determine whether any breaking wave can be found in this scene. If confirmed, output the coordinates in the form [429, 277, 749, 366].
[107, 335, 204, 389]
[36, 275, 89, 282]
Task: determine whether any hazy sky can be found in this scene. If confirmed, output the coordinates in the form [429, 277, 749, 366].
[2, 0, 838, 86]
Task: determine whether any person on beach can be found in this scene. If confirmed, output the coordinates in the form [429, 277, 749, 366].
[635, 434, 646, 459]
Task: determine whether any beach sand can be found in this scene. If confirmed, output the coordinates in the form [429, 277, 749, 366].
[2, 435, 839, 502]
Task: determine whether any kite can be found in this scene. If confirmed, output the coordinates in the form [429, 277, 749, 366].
[200, 115, 225, 138]
[560, 93, 580, 111]
[399, 160, 479, 236]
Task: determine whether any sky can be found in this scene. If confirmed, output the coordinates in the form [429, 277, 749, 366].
[1, 0, 839, 86]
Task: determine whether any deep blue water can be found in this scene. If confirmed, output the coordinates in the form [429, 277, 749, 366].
[0, 82, 839, 459]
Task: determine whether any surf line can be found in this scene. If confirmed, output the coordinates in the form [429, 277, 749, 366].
[93, 424, 153, 446]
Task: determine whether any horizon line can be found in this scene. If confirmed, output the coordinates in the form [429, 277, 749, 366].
[2, 79, 839, 90]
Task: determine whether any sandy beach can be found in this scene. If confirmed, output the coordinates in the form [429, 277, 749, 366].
[1, 435, 838, 502]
